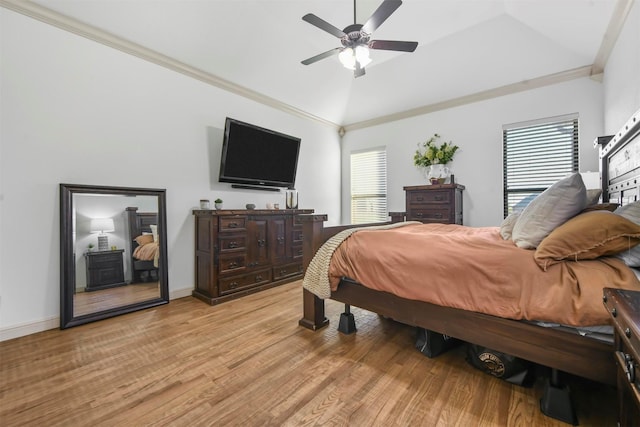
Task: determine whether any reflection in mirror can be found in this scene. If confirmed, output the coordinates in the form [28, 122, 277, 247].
[60, 184, 169, 329]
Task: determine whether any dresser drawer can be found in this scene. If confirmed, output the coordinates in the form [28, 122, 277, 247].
[218, 253, 246, 275]
[273, 262, 303, 280]
[407, 207, 452, 223]
[292, 228, 304, 243]
[87, 252, 122, 265]
[218, 234, 246, 252]
[291, 242, 303, 260]
[408, 190, 450, 204]
[219, 269, 272, 295]
[604, 289, 640, 361]
[219, 216, 246, 232]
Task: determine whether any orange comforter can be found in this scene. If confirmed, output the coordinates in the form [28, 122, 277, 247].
[327, 223, 640, 326]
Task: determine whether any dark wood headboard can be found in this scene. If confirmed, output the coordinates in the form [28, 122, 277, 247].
[601, 108, 640, 204]
[125, 207, 159, 282]
[126, 206, 158, 239]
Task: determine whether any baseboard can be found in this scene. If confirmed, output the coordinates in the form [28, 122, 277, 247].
[0, 287, 195, 342]
[170, 287, 193, 300]
[0, 316, 59, 342]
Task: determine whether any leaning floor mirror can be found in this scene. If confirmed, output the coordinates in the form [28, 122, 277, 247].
[60, 184, 169, 329]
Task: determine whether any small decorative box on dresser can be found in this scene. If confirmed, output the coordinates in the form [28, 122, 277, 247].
[193, 209, 314, 305]
[84, 250, 126, 291]
[404, 184, 465, 224]
[603, 288, 640, 426]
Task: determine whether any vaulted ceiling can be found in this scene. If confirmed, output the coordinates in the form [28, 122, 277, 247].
[3, 0, 633, 129]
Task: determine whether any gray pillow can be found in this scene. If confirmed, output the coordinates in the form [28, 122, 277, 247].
[615, 201, 640, 267]
[512, 173, 587, 249]
[586, 188, 602, 205]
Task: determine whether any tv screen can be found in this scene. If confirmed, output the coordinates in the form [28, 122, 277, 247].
[219, 118, 301, 189]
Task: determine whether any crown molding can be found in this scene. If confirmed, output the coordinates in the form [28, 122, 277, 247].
[591, 0, 635, 77]
[344, 65, 594, 132]
[0, 0, 341, 130]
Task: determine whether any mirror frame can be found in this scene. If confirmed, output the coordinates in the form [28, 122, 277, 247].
[60, 183, 169, 329]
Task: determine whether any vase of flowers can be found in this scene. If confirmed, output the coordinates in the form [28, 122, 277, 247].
[413, 133, 459, 184]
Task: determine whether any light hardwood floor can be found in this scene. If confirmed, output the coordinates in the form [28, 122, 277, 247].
[74, 282, 160, 317]
[0, 281, 616, 426]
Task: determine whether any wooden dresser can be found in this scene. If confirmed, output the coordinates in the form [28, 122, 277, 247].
[403, 184, 464, 224]
[603, 288, 640, 426]
[193, 209, 313, 305]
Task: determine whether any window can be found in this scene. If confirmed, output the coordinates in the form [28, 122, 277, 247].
[503, 114, 579, 217]
[351, 148, 387, 224]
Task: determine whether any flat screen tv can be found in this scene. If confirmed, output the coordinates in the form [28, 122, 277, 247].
[219, 117, 301, 190]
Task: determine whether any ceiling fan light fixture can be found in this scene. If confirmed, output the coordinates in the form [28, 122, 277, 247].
[355, 45, 371, 67]
[338, 47, 356, 69]
[339, 46, 371, 70]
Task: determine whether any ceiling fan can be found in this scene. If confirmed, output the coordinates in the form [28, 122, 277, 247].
[301, 0, 418, 78]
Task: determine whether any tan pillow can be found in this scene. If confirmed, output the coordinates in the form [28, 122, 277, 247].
[580, 203, 619, 213]
[534, 210, 640, 271]
[134, 234, 154, 246]
[615, 201, 640, 267]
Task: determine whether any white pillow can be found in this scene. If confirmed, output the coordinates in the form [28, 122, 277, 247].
[499, 212, 520, 240]
[512, 173, 587, 249]
[150, 224, 158, 242]
[615, 202, 640, 267]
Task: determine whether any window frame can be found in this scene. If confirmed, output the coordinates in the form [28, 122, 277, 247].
[350, 147, 388, 224]
[503, 114, 579, 217]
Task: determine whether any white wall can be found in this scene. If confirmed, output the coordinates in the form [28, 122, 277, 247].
[341, 78, 604, 227]
[603, 0, 640, 133]
[0, 9, 341, 337]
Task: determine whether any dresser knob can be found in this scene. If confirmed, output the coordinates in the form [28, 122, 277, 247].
[603, 295, 608, 303]
[626, 327, 632, 338]
[611, 307, 617, 317]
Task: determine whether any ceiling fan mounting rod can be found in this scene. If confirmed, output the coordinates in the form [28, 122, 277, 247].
[353, 0, 356, 25]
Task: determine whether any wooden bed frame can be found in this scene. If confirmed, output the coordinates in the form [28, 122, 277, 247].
[125, 207, 159, 283]
[299, 108, 640, 395]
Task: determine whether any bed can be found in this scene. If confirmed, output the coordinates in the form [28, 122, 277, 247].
[299, 107, 640, 422]
[126, 207, 160, 283]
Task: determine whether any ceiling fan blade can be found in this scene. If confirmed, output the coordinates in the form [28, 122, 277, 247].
[302, 14, 346, 38]
[361, 0, 402, 34]
[369, 39, 418, 52]
[301, 48, 341, 65]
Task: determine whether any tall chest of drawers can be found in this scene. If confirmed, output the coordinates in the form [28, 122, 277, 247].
[193, 209, 313, 305]
[404, 184, 464, 224]
[603, 288, 640, 426]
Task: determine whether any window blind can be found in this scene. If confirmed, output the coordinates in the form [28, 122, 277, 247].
[503, 115, 579, 217]
[351, 148, 387, 224]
